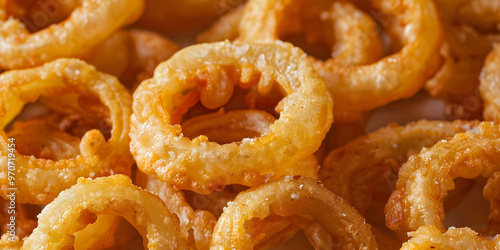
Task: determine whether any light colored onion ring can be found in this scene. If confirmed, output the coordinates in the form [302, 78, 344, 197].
[22, 175, 188, 249]
[0, 58, 133, 204]
[0, 0, 144, 69]
[385, 122, 500, 240]
[130, 41, 332, 194]
[210, 176, 378, 249]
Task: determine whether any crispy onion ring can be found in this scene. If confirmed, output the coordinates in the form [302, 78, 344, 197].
[320, 119, 480, 214]
[21, 175, 188, 249]
[206, 0, 442, 122]
[130, 41, 332, 194]
[135, 172, 216, 250]
[210, 176, 377, 249]
[400, 225, 500, 249]
[85, 29, 180, 91]
[385, 122, 500, 240]
[0, 0, 144, 69]
[426, 0, 500, 120]
[0, 58, 133, 204]
[238, 0, 382, 65]
[480, 43, 500, 123]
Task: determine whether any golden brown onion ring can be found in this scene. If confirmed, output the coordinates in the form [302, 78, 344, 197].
[400, 225, 500, 250]
[0, 59, 133, 204]
[22, 175, 188, 249]
[85, 29, 180, 91]
[385, 122, 500, 240]
[211, 176, 378, 249]
[320, 119, 480, 214]
[426, 0, 500, 120]
[239, 0, 382, 66]
[480, 43, 500, 123]
[135, 172, 216, 250]
[130, 41, 332, 194]
[0, 0, 144, 69]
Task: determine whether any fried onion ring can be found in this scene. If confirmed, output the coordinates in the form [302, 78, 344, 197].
[320, 119, 480, 214]
[0, 58, 133, 204]
[400, 225, 500, 250]
[480, 43, 500, 123]
[130, 41, 332, 194]
[0, 0, 145, 69]
[385, 121, 500, 240]
[22, 175, 188, 249]
[210, 176, 377, 249]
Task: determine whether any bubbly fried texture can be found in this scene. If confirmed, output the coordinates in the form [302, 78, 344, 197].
[320, 119, 481, 214]
[211, 176, 378, 249]
[21, 175, 188, 249]
[385, 122, 500, 240]
[130, 41, 332, 194]
[0, 0, 145, 69]
[0, 59, 133, 204]
[400, 225, 500, 250]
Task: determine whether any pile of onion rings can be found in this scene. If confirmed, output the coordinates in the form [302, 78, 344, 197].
[0, 0, 499, 248]
[0, 58, 133, 204]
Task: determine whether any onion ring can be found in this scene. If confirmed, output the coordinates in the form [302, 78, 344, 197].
[426, 0, 500, 120]
[385, 121, 500, 240]
[135, 171, 216, 250]
[320, 119, 480, 214]
[130, 41, 332, 194]
[0, 0, 145, 69]
[210, 176, 377, 249]
[400, 225, 500, 249]
[22, 175, 188, 249]
[0, 58, 133, 204]
[480, 43, 500, 123]
[85, 29, 180, 91]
